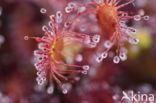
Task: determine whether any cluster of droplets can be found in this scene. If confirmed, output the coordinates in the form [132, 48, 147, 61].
[65, 2, 77, 14]
[96, 10, 149, 64]
[25, 8, 91, 94]
[96, 52, 108, 63]
[65, 0, 149, 64]
[26, 0, 150, 94]
[64, 2, 102, 49]
[33, 45, 50, 86]
[92, 34, 100, 43]
[111, 13, 149, 64]
[96, 40, 128, 64]
[84, 34, 101, 48]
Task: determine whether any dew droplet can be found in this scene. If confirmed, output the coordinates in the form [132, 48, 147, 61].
[64, 22, 70, 28]
[47, 86, 54, 94]
[75, 54, 83, 62]
[82, 65, 90, 70]
[101, 52, 108, 59]
[37, 78, 44, 85]
[56, 11, 62, 24]
[89, 42, 97, 48]
[50, 15, 55, 21]
[78, 7, 86, 13]
[34, 50, 41, 56]
[112, 95, 120, 100]
[38, 42, 47, 50]
[68, 2, 76, 8]
[24, 36, 29, 40]
[82, 70, 88, 75]
[128, 27, 137, 34]
[143, 16, 149, 20]
[119, 53, 127, 61]
[49, 21, 53, 28]
[62, 83, 72, 94]
[65, 7, 72, 13]
[56, 11, 62, 18]
[40, 8, 47, 14]
[121, 13, 128, 16]
[96, 55, 103, 63]
[104, 40, 112, 48]
[92, 34, 100, 43]
[134, 15, 141, 21]
[62, 89, 68, 94]
[113, 56, 120, 64]
[42, 25, 48, 32]
[129, 38, 139, 45]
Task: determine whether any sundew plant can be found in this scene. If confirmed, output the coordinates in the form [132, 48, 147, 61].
[0, 0, 155, 103]
[25, 0, 149, 94]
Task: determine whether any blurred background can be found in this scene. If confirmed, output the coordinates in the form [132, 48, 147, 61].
[0, 0, 156, 103]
